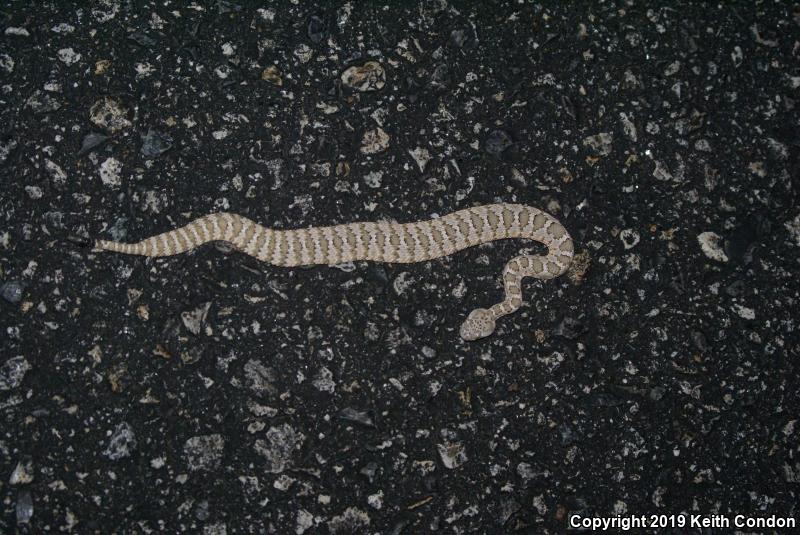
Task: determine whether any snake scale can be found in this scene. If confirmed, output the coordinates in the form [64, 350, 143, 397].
[93, 204, 574, 340]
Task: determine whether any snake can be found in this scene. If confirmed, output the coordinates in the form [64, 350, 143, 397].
[91, 204, 574, 340]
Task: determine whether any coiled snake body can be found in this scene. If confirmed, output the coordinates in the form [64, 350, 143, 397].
[94, 204, 573, 340]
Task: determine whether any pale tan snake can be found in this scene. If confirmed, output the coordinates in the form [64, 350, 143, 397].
[93, 204, 574, 340]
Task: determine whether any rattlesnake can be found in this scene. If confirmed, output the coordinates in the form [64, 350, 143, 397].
[92, 204, 574, 340]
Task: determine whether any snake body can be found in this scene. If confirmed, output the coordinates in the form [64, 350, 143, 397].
[94, 204, 573, 340]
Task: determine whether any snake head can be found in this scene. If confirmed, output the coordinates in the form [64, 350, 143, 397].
[459, 308, 496, 341]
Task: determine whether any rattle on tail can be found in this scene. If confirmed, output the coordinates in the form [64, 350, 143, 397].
[91, 204, 573, 341]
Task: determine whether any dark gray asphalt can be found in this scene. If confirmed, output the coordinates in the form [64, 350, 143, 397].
[1, 1, 798, 533]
